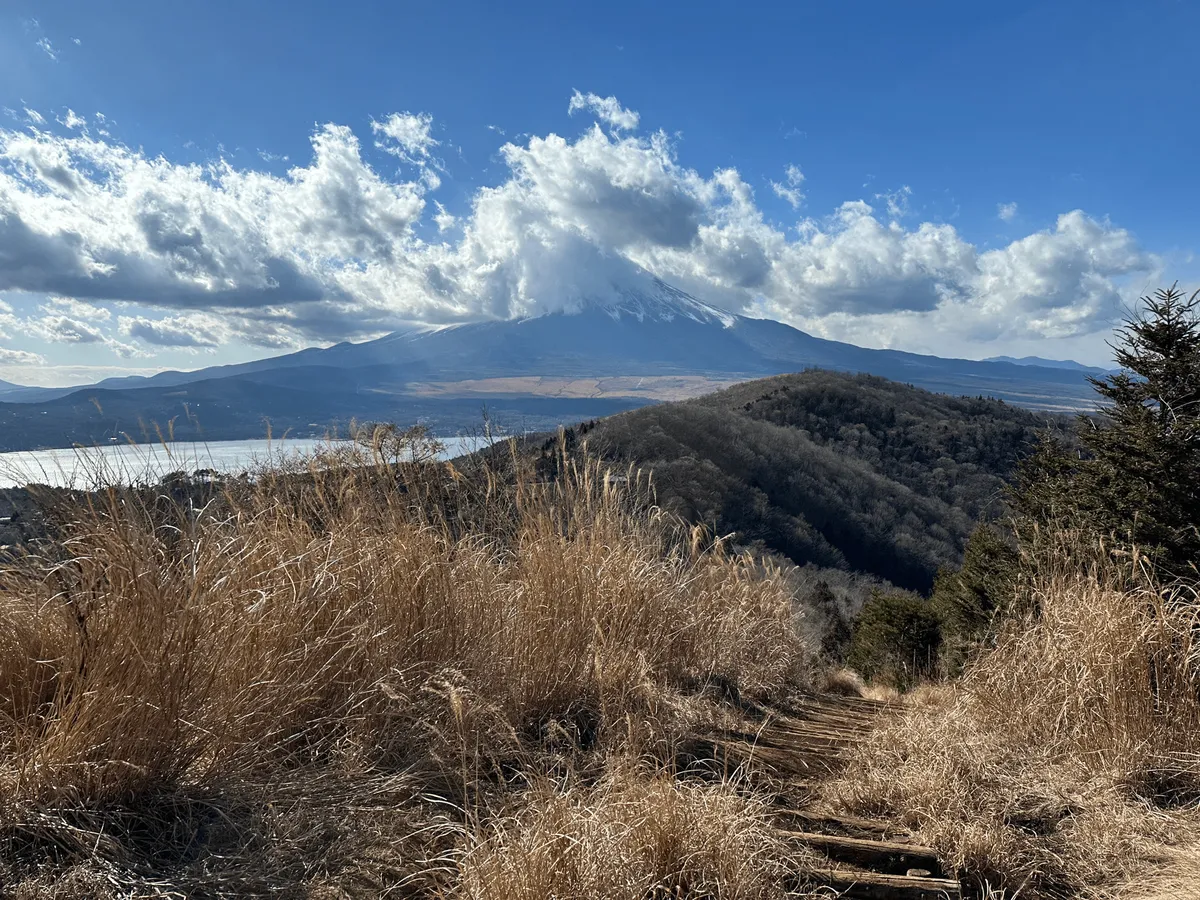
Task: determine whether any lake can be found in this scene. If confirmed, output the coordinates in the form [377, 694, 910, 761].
[0, 435, 495, 490]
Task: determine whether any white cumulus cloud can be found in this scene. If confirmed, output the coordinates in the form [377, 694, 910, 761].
[59, 109, 87, 130]
[433, 201, 457, 233]
[0, 300, 18, 338]
[998, 201, 1018, 222]
[0, 92, 1161, 367]
[118, 312, 229, 349]
[0, 347, 46, 366]
[372, 112, 438, 163]
[40, 297, 111, 321]
[21, 312, 144, 358]
[0, 121, 429, 346]
[568, 90, 640, 132]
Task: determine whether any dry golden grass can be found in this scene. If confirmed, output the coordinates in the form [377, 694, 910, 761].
[830, 538, 1200, 898]
[1096, 835, 1200, 900]
[818, 667, 866, 697]
[0, 437, 806, 896]
[455, 768, 798, 900]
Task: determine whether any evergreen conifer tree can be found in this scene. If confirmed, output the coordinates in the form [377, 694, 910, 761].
[930, 523, 1019, 670]
[1017, 285, 1200, 573]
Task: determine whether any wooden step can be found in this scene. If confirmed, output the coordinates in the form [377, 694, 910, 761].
[759, 732, 864, 751]
[781, 809, 897, 839]
[674, 738, 841, 779]
[804, 868, 962, 900]
[786, 830, 943, 877]
[725, 730, 861, 751]
[772, 719, 876, 736]
[716, 740, 846, 775]
[812, 693, 893, 710]
[785, 697, 885, 717]
[771, 704, 880, 724]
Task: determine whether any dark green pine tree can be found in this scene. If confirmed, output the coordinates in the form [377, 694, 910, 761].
[1085, 285, 1200, 570]
[847, 590, 942, 688]
[1019, 285, 1200, 573]
[930, 523, 1020, 671]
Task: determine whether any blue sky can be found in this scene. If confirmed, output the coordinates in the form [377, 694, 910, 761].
[1, 0, 1196, 384]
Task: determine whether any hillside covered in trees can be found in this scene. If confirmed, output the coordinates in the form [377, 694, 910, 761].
[571, 371, 1066, 591]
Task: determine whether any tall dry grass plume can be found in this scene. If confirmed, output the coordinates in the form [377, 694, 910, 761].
[456, 768, 792, 900]
[0, 432, 806, 896]
[831, 532, 1200, 898]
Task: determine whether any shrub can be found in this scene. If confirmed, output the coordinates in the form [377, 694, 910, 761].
[803, 579, 853, 662]
[929, 523, 1019, 672]
[847, 590, 942, 688]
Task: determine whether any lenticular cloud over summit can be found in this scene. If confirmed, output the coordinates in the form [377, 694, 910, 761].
[0, 94, 1155, 363]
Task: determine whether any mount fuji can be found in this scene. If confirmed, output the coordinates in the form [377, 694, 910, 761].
[0, 279, 1099, 450]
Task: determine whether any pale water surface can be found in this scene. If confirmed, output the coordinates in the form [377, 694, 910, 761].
[0, 436, 490, 489]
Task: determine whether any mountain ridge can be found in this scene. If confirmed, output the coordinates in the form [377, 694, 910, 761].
[553, 369, 1059, 592]
[0, 279, 1103, 449]
[983, 354, 1110, 374]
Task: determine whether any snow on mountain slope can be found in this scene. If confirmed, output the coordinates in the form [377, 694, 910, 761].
[598, 278, 737, 327]
[28, 278, 1100, 415]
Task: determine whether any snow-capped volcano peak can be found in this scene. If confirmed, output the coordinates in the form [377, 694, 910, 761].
[555, 276, 738, 328]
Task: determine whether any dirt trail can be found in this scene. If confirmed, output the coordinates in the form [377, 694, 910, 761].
[700, 694, 963, 900]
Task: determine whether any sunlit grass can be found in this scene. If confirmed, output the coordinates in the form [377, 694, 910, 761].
[0, 433, 806, 896]
[830, 536, 1200, 898]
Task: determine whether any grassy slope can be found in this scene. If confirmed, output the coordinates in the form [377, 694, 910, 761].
[828, 540, 1200, 898]
[0, 443, 809, 898]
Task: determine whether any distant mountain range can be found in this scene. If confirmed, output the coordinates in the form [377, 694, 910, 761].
[983, 355, 1111, 374]
[0, 277, 1103, 451]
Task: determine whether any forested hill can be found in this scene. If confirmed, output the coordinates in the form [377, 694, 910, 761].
[572, 370, 1062, 591]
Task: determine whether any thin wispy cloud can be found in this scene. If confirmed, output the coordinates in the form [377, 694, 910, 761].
[875, 185, 913, 221]
[771, 165, 805, 210]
